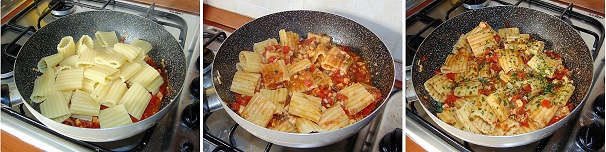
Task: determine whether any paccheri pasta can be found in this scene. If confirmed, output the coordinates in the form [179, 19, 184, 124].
[427, 22, 575, 136]
[229, 29, 382, 134]
[30, 31, 168, 128]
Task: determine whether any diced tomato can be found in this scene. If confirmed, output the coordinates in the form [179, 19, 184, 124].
[282, 46, 290, 53]
[553, 54, 561, 59]
[446, 73, 456, 81]
[529, 35, 534, 40]
[547, 116, 563, 126]
[477, 58, 485, 64]
[235, 93, 252, 106]
[358, 103, 376, 118]
[567, 102, 574, 110]
[504, 20, 511, 28]
[553, 68, 570, 80]
[521, 84, 532, 95]
[310, 64, 316, 73]
[434, 69, 441, 74]
[265, 46, 274, 51]
[516, 107, 525, 115]
[336, 93, 348, 101]
[491, 64, 502, 71]
[494, 35, 501, 42]
[444, 90, 457, 107]
[304, 79, 313, 87]
[421, 56, 428, 62]
[268, 56, 277, 63]
[499, 43, 505, 49]
[333, 69, 340, 76]
[231, 102, 241, 111]
[490, 83, 497, 91]
[301, 37, 316, 45]
[510, 94, 520, 103]
[520, 119, 530, 127]
[490, 52, 500, 62]
[517, 71, 527, 79]
[546, 50, 560, 59]
[273, 45, 281, 50]
[478, 89, 491, 96]
[541, 100, 553, 108]
[340, 46, 352, 53]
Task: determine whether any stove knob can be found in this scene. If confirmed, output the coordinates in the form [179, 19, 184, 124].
[180, 142, 194, 152]
[593, 94, 604, 119]
[577, 122, 605, 151]
[182, 102, 200, 129]
[190, 77, 200, 99]
[380, 128, 402, 152]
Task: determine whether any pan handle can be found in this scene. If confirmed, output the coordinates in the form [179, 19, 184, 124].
[203, 87, 224, 114]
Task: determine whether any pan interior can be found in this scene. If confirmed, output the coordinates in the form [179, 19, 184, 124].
[411, 6, 593, 117]
[212, 10, 395, 127]
[14, 11, 185, 122]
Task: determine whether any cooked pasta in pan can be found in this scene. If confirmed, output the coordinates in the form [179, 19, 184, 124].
[427, 22, 575, 136]
[229, 30, 382, 134]
[30, 32, 168, 128]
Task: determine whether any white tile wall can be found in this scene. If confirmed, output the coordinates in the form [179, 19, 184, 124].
[203, 0, 403, 61]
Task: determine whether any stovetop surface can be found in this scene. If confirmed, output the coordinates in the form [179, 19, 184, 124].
[1, 0, 201, 151]
[405, 0, 605, 151]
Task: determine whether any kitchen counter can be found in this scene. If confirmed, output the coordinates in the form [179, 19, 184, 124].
[202, 4, 252, 32]
[126, 0, 200, 15]
[1, 130, 41, 151]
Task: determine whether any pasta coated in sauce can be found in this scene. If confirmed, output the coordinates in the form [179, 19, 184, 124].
[229, 30, 382, 134]
[426, 22, 575, 136]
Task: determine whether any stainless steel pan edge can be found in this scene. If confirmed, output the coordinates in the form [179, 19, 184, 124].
[411, 6, 594, 147]
[14, 11, 186, 142]
[211, 10, 395, 148]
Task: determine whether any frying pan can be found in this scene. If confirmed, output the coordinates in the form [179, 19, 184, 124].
[14, 11, 186, 142]
[209, 10, 395, 148]
[411, 6, 594, 147]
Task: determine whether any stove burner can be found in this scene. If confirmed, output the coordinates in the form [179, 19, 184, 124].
[463, 0, 490, 10]
[1, 43, 21, 79]
[196, 56, 200, 71]
[182, 101, 200, 129]
[203, 48, 214, 74]
[379, 128, 402, 152]
[190, 77, 200, 99]
[49, 0, 75, 17]
[405, 35, 424, 67]
[1, 84, 9, 106]
[593, 94, 605, 118]
[577, 122, 605, 151]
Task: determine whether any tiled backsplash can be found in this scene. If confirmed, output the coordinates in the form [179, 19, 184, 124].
[203, 0, 403, 61]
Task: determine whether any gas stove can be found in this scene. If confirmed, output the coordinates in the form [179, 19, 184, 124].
[201, 24, 403, 152]
[405, 0, 605, 151]
[1, 0, 200, 151]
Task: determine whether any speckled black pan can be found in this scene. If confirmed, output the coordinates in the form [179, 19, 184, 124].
[213, 10, 394, 121]
[15, 11, 185, 121]
[410, 6, 594, 147]
[412, 6, 592, 115]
